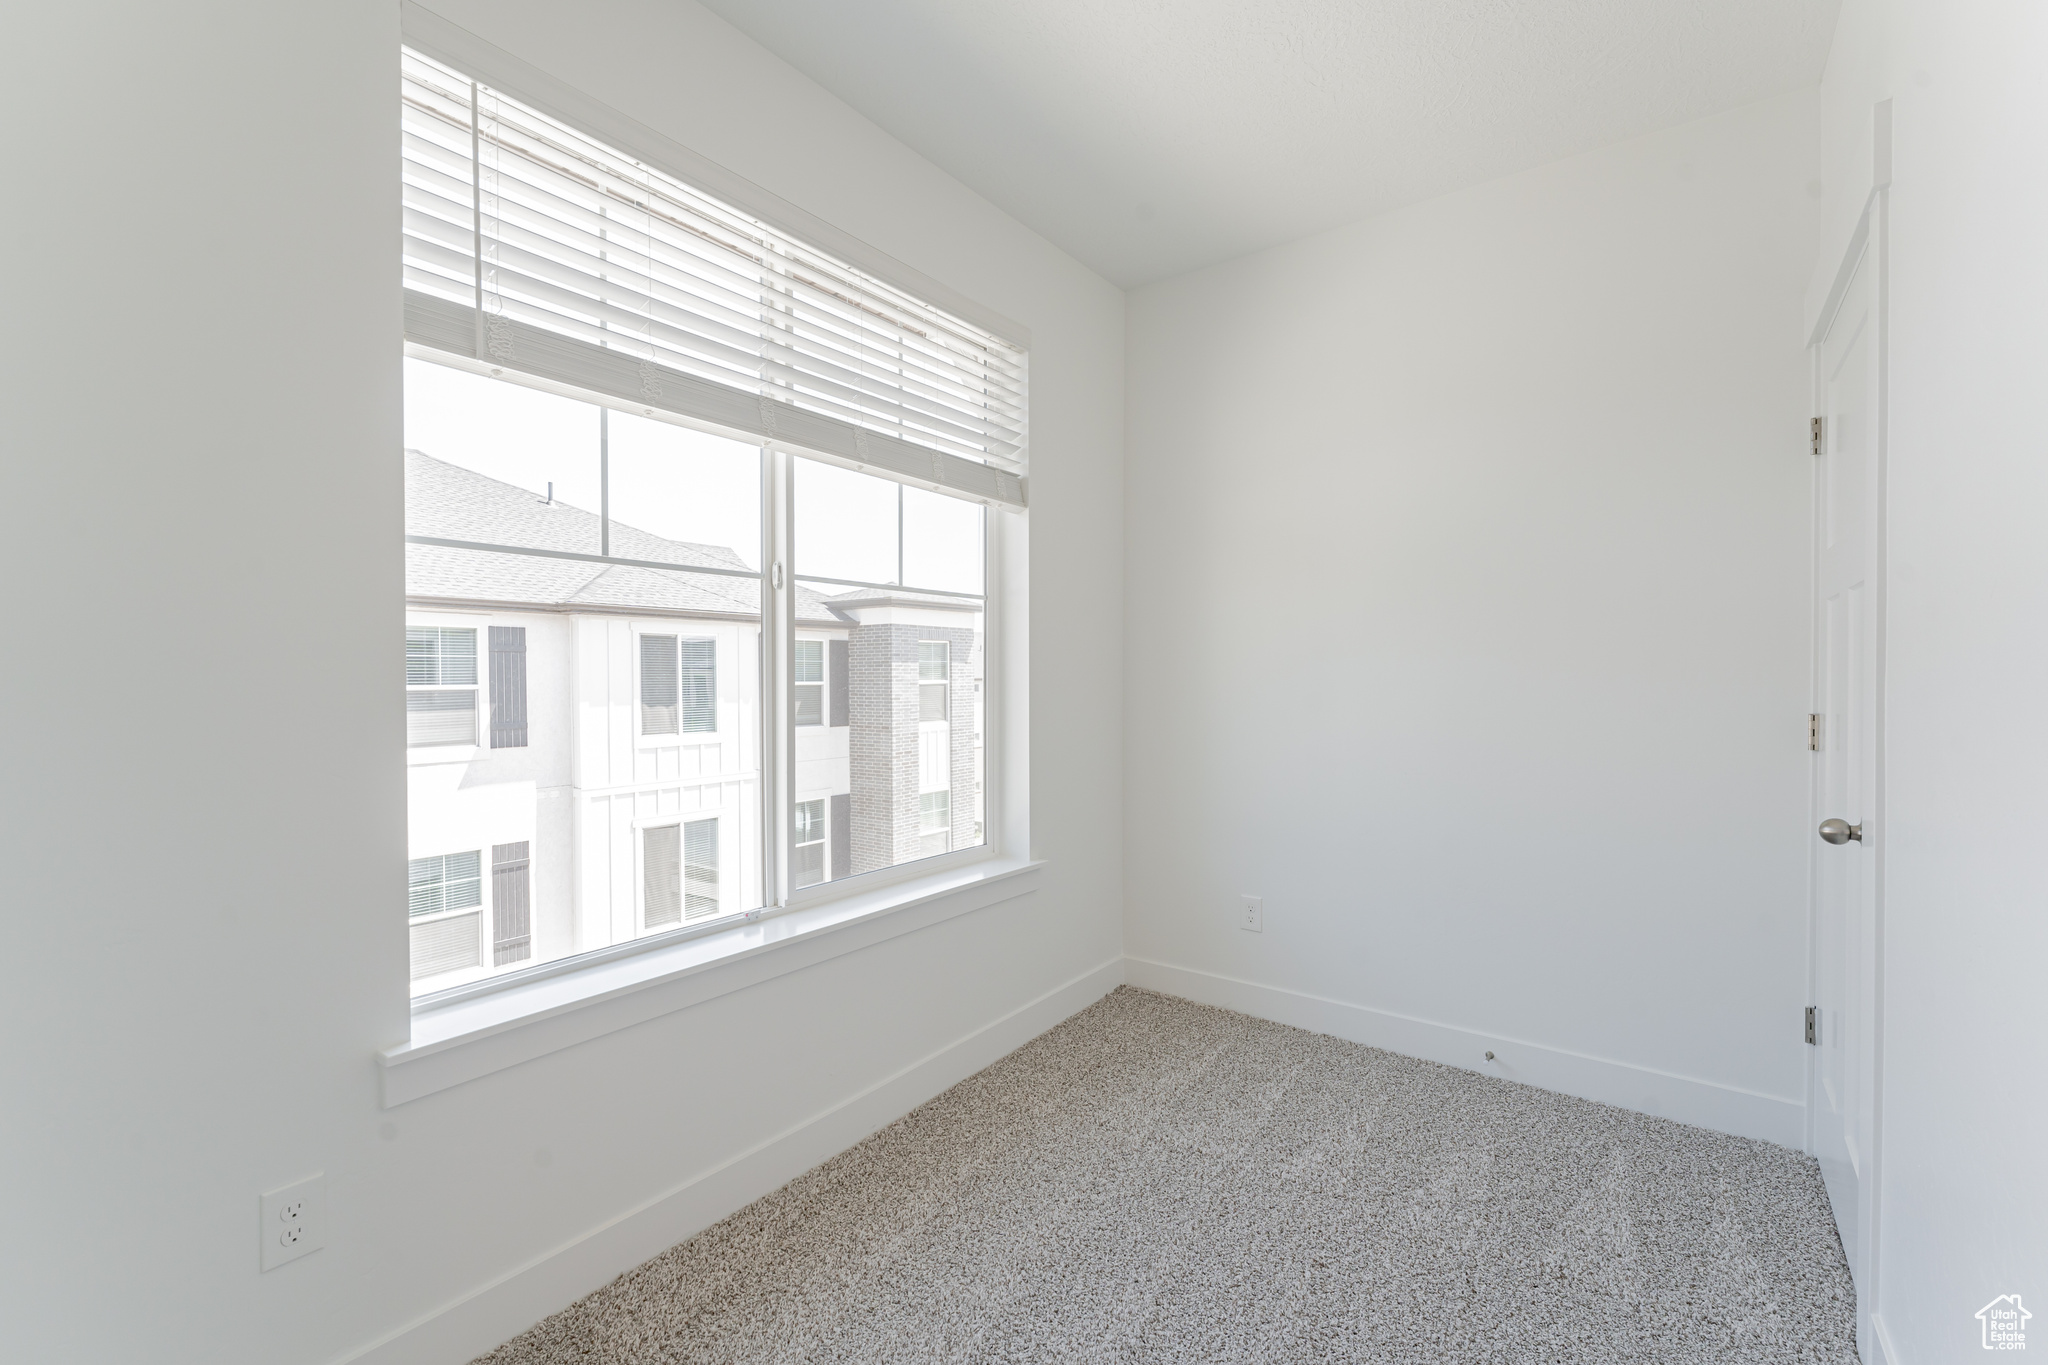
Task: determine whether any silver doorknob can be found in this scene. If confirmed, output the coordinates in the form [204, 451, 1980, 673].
[1818, 818, 1863, 844]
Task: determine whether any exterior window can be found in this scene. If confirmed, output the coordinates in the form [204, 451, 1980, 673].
[793, 799, 826, 888]
[917, 640, 952, 855]
[409, 850, 482, 916]
[408, 851, 482, 980]
[685, 818, 720, 916]
[407, 627, 477, 746]
[680, 639, 716, 733]
[640, 635, 677, 736]
[794, 640, 824, 726]
[918, 641, 949, 721]
[643, 819, 720, 927]
[643, 635, 716, 736]
[643, 824, 681, 928]
[919, 791, 951, 858]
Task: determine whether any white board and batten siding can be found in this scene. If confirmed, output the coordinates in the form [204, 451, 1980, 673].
[573, 615, 761, 944]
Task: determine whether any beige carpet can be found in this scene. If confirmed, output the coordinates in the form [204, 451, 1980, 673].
[476, 987, 1856, 1364]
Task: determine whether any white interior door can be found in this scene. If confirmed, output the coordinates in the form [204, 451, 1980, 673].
[1811, 235, 1881, 1312]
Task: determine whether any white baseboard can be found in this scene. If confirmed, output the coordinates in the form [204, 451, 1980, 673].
[1123, 957, 1804, 1148]
[337, 955, 1125, 1365]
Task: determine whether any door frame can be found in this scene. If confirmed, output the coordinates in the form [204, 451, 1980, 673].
[1804, 137, 1889, 1361]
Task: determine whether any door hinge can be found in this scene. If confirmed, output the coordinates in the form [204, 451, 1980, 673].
[1810, 416, 1825, 456]
[1804, 1005, 1820, 1046]
[1808, 713, 1822, 751]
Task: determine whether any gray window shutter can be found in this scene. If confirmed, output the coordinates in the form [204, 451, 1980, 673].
[643, 825, 681, 927]
[491, 841, 531, 965]
[829, 639, 849, 728]
[830, 792, 851, 880]
[489, 626, 528, 748]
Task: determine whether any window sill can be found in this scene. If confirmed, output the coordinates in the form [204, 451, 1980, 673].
[377, 856, 1044, 1107]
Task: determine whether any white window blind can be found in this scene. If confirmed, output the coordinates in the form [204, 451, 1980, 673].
[401, 48, 1028, 508]
[640, 634, 678, 736]
[409, 851, 482, 917]
[684, 817, 720, 918]
[642, 824, 680, 929]
[407, 626, 479, 747]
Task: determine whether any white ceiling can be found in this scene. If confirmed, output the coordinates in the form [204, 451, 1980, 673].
[696, 0, 1840, 287]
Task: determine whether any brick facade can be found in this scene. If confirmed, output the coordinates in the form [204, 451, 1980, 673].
[846, 619, 980, 875]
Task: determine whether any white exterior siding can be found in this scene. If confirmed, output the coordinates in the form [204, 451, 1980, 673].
[409, 607, 767, 991]
[571, 615, 761, 944]
[794, 724, 851, 804]
[406, 578, 978, 988]
[406, 606, 572, 991]
[794, 625, 853, 803]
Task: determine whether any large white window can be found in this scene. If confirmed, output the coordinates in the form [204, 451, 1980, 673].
[398, 45, 1021, 1000]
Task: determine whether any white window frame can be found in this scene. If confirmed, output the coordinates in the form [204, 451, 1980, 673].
[405, 623, 481, 753]
[396, 11, 1028, 1032]
[792, 637, 826, 729]
[633, 812, 725, 931]
[634, 628, 720, 747]
[406, 609, 494, 767]
[637, 820, 684, 932]
[791, 796, 827, 889]
[406, 847, 488, 987]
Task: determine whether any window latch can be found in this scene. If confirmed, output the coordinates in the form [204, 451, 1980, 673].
[771, 562, 784, 590]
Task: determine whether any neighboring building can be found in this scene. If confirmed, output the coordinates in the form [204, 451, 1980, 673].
[404, 450, 981, 992]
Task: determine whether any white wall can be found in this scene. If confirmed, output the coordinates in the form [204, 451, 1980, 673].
[0, 2, 1122, 1362]
[1814, 3, 2048, 1359]
[1124, 91, 1821, 1144]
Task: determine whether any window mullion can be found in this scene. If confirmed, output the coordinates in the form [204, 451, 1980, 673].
[761, 445, 793, 909]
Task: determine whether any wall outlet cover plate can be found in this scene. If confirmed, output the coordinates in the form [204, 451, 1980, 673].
[260, 1173, 325, 1271]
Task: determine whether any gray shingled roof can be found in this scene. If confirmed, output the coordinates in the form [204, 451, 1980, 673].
[405, 450, 844, 623]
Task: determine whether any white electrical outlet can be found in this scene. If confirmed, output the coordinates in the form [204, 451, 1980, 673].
[1239, 895, 1263, 933]
[260, 1174, 325, 1271]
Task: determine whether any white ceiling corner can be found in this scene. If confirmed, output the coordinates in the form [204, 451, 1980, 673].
[695, 0, 1841, 287]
